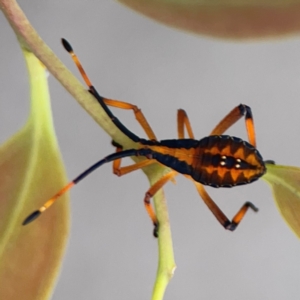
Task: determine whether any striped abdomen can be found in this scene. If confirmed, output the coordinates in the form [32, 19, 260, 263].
[140, 135, 266, 188]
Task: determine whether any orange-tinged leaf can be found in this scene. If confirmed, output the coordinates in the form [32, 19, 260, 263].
[263, 163, 300, 238]
[118, 0, 300, 39]
[0, 49, 70, 299]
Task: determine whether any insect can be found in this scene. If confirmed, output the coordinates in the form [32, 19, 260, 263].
[23, 38, 267, 237]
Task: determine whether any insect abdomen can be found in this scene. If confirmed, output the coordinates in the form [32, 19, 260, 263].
[191, 136, 266, 187]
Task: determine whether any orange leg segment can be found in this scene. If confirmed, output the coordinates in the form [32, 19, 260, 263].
[107, 99, 157, 177]
[113, 157, 157, 177]
[144, 170, 178, 237]
[210, 104, 256, 147]
[194, 182, 258, 230]
[103, 98, 157, 140]
[177, 109, 195, 139]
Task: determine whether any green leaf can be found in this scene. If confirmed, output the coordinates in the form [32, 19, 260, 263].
[263, 163, 300, 238]
[0, 49, 70, 299]
[118, 0, 300, 39]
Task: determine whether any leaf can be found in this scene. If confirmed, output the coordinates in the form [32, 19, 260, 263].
[118, 0, 300, 39]
[0, 49, 70, 299]
[263, 163, 300, 238]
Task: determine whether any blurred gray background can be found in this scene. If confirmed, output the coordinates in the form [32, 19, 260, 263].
[1, 1, 300, 299]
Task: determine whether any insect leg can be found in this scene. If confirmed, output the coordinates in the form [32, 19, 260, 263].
[104, 99, 157, 140]
[177, 109, 195, 139]
[144, 170, 178, 237]
[210, 104, 256, 147]
[194, 182, 258, 231]
[113, 148, 157, 176]
[108, 100, 157, 176]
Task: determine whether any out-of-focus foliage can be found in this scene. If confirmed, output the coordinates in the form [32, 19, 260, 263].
[0, 50, 69, 299]
[119, 0, 300, 39]
[263, 163, 300, 239]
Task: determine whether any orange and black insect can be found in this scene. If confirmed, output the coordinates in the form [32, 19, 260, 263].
[23, 38, 269, 237]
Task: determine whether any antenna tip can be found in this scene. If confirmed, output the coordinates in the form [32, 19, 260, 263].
[22, 210, 41, 225]
[61, 38, 73, 53]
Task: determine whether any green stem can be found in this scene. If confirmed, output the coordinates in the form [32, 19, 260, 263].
[0, 1, 176, 299]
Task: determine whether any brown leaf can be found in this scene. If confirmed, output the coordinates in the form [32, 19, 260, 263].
[118, 0, 300, 38]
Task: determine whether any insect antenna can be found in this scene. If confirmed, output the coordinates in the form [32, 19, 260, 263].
[22, 149, 139, 225]
[61, 38, 140, 143]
